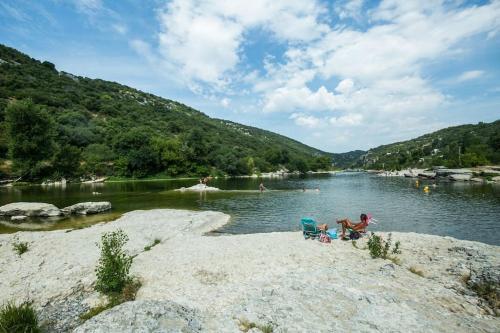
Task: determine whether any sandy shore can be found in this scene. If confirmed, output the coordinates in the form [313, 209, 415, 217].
[0, 209, 498, 332]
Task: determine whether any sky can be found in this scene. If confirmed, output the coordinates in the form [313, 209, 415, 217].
[1, 0, 499, 153]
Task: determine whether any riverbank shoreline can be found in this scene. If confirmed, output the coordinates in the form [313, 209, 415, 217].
[1, 209, 498, 332]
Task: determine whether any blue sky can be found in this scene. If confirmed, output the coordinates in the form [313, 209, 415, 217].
[1, 0, 499, 153]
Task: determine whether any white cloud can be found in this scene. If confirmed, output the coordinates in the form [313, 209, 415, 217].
[135, 0, 500, 150]
[290, 113, 324, 128]
[112, 23, 127, 35]
[264, 86, 342, 112]
[457, 70, 484, 82]
[334, 0, 365, 21]
[155, 0, 328, 87]
[220, 97, 230, 108]
[335, 78, 354, 94]
[329, 113, 363, 126]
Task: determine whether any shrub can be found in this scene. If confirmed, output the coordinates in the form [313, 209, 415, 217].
[12, 240, 29, 256]
[470, 282, 499, 315]
[0, 301, 40, 333]
[367, 232, 401, 259]
[95, 229, 133, 294]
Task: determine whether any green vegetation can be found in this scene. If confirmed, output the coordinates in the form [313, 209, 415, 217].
[367, 232, 401, 259]
[80, 279, 141, 322]
[84, 229, 141, 321]
[332, 150, 366, 169]
[143, 238, 161, 251]
[237, 318, 274, 333]
[95, 229, 133, 294]
[0, 44, 332, 182]
[349, 121, 500, 170]
[0, 301, 41, 333]
[470, 281, 499, 315]
[12, 239, 29, 256]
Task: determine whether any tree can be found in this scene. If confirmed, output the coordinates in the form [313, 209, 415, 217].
[113, 128, 158, 177]
[5, 99, 55, 178]
[52, 144, 81, 177]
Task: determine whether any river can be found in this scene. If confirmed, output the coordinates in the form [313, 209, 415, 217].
[1, 173, 499, 245]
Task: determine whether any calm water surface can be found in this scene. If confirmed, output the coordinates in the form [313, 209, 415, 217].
[1, 173, 499, 245]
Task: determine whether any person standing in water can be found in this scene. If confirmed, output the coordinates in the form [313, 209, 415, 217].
[259, 182, 266, 192]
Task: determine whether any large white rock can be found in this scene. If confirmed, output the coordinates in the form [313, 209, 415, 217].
[0, 209, 498, 332]
[61, 202, 112, 215]
[73, 300, 203, 333]
[0, 202, 61, 217]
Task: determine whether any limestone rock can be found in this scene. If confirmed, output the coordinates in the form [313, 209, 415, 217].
[0, 202, 61, 217]
[449, 174, 472, 181]
[176, 184, 220, 192]
[73, 300, 203, 333]
[10, 215, 28, 221]
[61, 202, 112, 215]
[0, 210, 498, 333]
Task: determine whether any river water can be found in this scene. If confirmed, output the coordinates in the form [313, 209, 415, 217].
[1, 173, 499, 245]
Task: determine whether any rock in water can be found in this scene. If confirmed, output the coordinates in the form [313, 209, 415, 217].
[73, 300, 203, 333]
[10, 215, 28, 222]
[61, 202, 112, 215]
[449, 174, 472, 181]
[0, 202, 61, 217]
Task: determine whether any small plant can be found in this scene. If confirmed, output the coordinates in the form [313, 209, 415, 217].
[367, 233, 402, 259]
[81, 279, 142, 322]
[144, 238, 161, 251]
[0, 301, 41, 333]
[351, 240, 358, 249]
[237, 318, 274, 332]
[470, 281, 499, 315]
[95, 229, 133, 294]
[79, 302, 114, 321]
[409, 266, 425, 277]
[12, 239, 29, 256]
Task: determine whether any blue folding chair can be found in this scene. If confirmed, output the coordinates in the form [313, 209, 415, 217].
[301, 217, 320, 239]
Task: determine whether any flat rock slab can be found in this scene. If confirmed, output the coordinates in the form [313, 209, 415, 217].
[0, 202, 61, 217]
[73, 300, 203, 333]
[0, 209, 498, 332]
[176, 184, 220, 192]
[61, 202, 112, 215]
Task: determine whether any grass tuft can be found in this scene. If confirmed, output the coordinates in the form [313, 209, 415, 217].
[470, 282, 499, 315]
[80, 279, 142, 322]
[409, 266, 425, 277]
[144, 238, 161, 251]
[12, 239, 29, 256]
[237, 318, 274, 332]
[0, 301, 41, 333]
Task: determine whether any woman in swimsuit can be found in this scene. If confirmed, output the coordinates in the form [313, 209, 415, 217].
[337, 213, 369, 238]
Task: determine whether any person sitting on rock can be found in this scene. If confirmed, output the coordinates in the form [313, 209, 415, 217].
[337, 213, 370, 238]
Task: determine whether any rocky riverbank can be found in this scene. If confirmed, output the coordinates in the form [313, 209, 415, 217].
[0, 209, 498, 332]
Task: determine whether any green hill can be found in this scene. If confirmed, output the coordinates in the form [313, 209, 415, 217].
[0, 44, 332, 180]
[331, 150, 366, 169]
[351, 121, 500, 170]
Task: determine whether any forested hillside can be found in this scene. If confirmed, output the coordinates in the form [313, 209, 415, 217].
[352, 121, 500, 170]
[331, 150, 365, 169]
[0, 44, 332, 181]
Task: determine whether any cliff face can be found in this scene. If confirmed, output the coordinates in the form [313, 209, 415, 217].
[1, 209, 498, 332]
